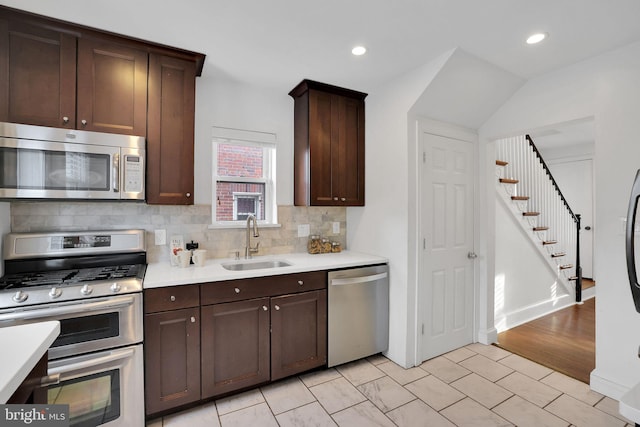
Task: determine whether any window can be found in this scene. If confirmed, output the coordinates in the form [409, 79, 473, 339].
[212, 127, 276, 226]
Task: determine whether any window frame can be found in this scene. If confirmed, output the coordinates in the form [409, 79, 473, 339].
[211, 127, 277, 228]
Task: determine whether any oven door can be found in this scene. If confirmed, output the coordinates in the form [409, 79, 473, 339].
[0, 294, 142, 359]
[0, 136, 121, 199]
[47, 344, 144, 427]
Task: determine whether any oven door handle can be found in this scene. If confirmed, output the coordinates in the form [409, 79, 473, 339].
[0, 295, 136, 322]
[48, 347, 135, 376]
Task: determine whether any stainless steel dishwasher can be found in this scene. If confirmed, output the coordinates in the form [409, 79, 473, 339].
[327, 264, 389, 367]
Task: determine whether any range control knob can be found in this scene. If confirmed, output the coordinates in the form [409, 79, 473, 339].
[80, 284, 93, 296]
[12, 291, 28, 303]
[49, 287, 62, 299]
[110, 283, 121, 293]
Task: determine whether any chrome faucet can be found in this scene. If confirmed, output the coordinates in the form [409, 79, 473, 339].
[245, 214, 260, 259]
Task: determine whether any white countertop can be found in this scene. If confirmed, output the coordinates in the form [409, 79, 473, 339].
[144, 251, 387, 288]
[0, 321, 60, 403]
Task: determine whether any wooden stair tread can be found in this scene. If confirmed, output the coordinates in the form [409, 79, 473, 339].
[542, 240, 557, 245]
[511, 196, 529, 201]
[499, 178, 519, 184]
[533, 226, 549, 231]
[496, 160, 508, 166]
[522, 212, 540, 216]
[559, 264, 574, 270]
[551, 252, 566, 258]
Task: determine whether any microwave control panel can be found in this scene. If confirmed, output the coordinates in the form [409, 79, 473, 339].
[124, 155, 143, 193]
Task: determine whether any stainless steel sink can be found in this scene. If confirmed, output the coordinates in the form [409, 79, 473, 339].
[221, 260, 292, 271]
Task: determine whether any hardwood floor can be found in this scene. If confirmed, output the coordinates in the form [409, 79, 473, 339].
[496, 297, 595, 384]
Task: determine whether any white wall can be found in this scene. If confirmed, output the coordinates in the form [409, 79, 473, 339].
[193, 74, 295, 206]
[0, 202, 9, 277]
[348, 51, 454, 367]
[494, 194, 571, 332]
[481, 40, 640, 399]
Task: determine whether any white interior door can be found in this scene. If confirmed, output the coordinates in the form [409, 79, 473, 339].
[419, 132, 475, 361]
[547, 159, 594, 279]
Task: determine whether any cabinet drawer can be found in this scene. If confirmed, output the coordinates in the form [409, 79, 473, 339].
[201, 271, 326, 305]
[145, 285, 200, 313]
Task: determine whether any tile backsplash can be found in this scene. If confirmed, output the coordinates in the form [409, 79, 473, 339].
[9, 203, 346, 263]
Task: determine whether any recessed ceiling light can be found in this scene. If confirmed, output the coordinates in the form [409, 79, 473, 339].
[351, 46, 367, 56]
[526, 33, 547, 45]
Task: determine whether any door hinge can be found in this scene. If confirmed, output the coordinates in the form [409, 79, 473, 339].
[423, 152, 426, 163]
[423, 238, 426, 250]
[421, 324, 425, 335]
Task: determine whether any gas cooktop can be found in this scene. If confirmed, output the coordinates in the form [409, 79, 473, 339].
[0, 264, 143, 290]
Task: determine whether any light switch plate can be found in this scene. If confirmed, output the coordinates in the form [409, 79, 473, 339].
[154, 229, 166, 245]
[298, 224, 310, 237]
[332, 222, 340, 234]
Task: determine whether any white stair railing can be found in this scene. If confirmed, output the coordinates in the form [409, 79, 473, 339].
[496, 135, 582, 302]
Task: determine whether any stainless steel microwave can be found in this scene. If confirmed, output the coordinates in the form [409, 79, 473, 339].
[0, 122, 144, 200]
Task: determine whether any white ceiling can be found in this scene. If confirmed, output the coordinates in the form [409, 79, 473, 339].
[4, 0, 640, 94]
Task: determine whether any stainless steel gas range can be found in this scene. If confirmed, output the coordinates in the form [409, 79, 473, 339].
[0, 229, 146, 427]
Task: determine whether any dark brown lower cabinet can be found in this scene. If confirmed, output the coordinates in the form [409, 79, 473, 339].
[144, 307, 200, 414]
[271, 290, 327, 380]
[201, 298, 270, 399]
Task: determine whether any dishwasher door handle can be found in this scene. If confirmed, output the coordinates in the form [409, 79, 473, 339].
[330, 272, 388, 286]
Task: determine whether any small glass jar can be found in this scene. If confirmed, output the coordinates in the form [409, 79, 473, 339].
[307, 235, 322, 254]
[321, 238, 332, 253]
[331, 241, 342, 253]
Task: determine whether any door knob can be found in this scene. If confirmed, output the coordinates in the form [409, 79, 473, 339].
[468, 252, 478, 259]
[585, 226, 592, 230]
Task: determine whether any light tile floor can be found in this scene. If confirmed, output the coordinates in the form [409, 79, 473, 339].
[146, 343, 633, 427]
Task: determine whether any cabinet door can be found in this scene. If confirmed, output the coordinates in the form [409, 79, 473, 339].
[308, 90, 334, 205]
[201, 298, 270, 399]
[271, 290, 327, 380]
[77, 38, 147, 136]
[144, 308, 200, 415]
[146, 54, 196, 205]
[333, 96, 365, 205]
[0, 20, 76, 128]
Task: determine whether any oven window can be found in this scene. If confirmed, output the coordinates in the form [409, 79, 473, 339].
[53, 313, 120, 348]
[48, 369, 120, 427]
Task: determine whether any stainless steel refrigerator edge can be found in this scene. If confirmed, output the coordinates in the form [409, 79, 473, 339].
[327, 264, 389, 367]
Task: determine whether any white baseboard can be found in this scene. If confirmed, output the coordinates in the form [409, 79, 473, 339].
[495, 294, 574, 333]
[477, 327, 498, 344]
[590, 369, 629, 400]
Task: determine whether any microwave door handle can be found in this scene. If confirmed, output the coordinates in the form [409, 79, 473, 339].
[626, 169, 640, 313]
[113, 153, 120, 193]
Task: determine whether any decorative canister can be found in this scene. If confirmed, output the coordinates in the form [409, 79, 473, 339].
[308, 235, 322, 254]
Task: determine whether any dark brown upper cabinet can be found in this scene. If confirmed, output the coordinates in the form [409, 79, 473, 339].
[289, 79, 367, 206]
[146, 54, 196, 204]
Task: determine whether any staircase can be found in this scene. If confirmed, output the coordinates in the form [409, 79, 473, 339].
[495, 135, 583, 303]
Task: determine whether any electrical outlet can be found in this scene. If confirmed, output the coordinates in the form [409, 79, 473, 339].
[332, 222, 340, 234]
[154, 229, 166, 245]
[298, 224, 310, 237]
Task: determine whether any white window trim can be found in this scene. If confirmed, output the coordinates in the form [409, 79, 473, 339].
[210, 126, 279, 229]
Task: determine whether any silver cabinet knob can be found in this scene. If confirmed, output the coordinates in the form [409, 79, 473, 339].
[62, 116, 69, 124]
[333, 197, 338, 201]
[298, 280, 304, 286]
[234, 287, 241, 294]
[262, 306, 268, 311]
[341, 197, 346, 202]
[186, 193, 191, 198]
[13, 291, 28, 303]
[275, 305, 280, 311]
[170, 295, 176, 302]
[49, 287, 62, 299]
[81, 119, 87, 126]
[110, 283, 121, 293]
[81, 284, 93, 295]
[190, 317, 196, 323]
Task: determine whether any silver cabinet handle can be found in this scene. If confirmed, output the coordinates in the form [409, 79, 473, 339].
[234, 287, 241, 294]
[190, 317, 196, 323]
[262, 306, 268, 311]
[81, 119, 87, 126]
[274, 305, 280, 310]
[298, 280, 304, 286]
[62, 116, 69, 124]
[170, 296, 176, 302]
